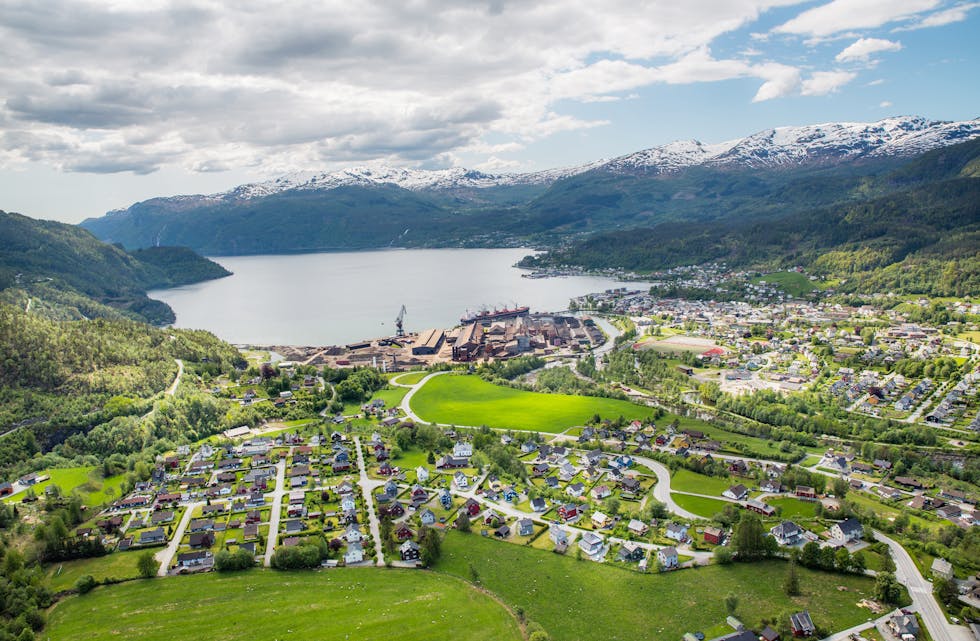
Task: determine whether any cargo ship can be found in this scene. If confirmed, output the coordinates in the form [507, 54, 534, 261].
[460, 305, 530, 325]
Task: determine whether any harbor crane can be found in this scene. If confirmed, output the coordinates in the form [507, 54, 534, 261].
[395, 305, 407, 337]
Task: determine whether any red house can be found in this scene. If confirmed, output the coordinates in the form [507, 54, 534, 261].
[463, 498, 481, 516]
[703, 526, 723, 545]
[795, 486, 817, 500]
[394, 524, 414, 541]
[557, 503, 580, 521]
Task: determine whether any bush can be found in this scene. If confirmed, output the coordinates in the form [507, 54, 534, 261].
[271, 544, 322, 569]
[714, 546, 733, 565]
[215, 548, 255, 572]
[75, 575, 97, 594]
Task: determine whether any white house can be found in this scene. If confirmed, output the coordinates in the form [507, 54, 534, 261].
[452, 442, 473, 458]
[416, 466, 430, 483]
[723, 484, 748, 501]
[657, 546, 678, 569]
[664, 522, 688, 542]
[830, 517, 863, 542]
[578, 532, 604, 557]
[344, 541, 364, 564]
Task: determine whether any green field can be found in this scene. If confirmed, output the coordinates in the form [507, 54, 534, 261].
[45, 569, 521, 641]
[4, 467, 127, 508]
[436, 533, 881, 641]
[766, 497, 818, 519]
[750, 272, 820, 297]
[410, 375, 653, 432]
[671, 493, 733, 518]
[393, 371, 428, 386]
[670, 469, 734, 496]
[46, 551, 146, 592]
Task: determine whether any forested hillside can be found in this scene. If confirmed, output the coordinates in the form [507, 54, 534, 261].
[523, 138, 980, 297]
[0, 211, 229, 324]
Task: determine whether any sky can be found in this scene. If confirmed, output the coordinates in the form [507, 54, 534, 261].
[0, 0, 978, 223]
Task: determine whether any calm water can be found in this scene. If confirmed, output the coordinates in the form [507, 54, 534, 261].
[149, 248, 650, 345]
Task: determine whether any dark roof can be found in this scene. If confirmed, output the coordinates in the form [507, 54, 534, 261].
[790, 611, 814, 633]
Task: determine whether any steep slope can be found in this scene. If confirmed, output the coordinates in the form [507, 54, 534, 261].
[0, 211, 230, 324]
[81, 116, 980, 254]
[524, 137, 980, 297]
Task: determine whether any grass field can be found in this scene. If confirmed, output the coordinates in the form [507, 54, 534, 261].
[46, 552, 146, 592]
[4, 467, 127, 508]
[393, 371, 428, 386]
[410, 375, 654, 432]
[671, 493, 733, 518]
[436, 533, 881, 641]
[750, 272, 820, 297]
[670, 469, 734, 496]
[766, 497, 819, 519]
[45, 569, 521, 641]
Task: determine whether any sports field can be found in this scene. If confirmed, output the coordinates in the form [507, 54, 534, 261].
[410, 374, 653, 432]
[45, 569, 521, 641]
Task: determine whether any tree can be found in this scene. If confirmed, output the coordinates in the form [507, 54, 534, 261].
[456, 512, 471, 533]
[419, 528, 441, 567]
[874, 572, 902, 605]
[137, 551, 158, 578]
[851, 551, 867, 573]
[214, 549, 255, 572]
[714, 546, 733, 565]
[934, 577, 958, 608]
[834, 547, 851, 572]
[75, 574, 97, 594]
[725, 593, 739, 616]
[800, 541, 820, 568]
[881, 548, 896, 573]
[732, 512, 766, 561]
[783, 559, 800, 596]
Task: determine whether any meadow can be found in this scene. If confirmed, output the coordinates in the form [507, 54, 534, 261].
[670, 493, 733, 518]
[436, 533, 881, 641]
[410, 374, 654, 432]
[45, 568, 521, 641]
[4, 467, 127, 508]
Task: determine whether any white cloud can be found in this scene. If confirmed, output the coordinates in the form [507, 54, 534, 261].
[801, 70, 858, 95]
[879, 100, 893, 108]
[774, 0, 940, 37]
[896, 2, 980, 29]
[835, 38, 903, 62]
[752, 64, 803, 101]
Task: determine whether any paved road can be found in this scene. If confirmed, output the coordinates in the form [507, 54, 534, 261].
[629, 454, 706, 521]
[874, 531, 973, 641]
[398, 370, 450, 424]
[263, 459, 287, 567]
[354, 436, 385, 566]
[155, 501, 201, 576]
[820, 611, 894, 641]
[165, 359, 184, 396]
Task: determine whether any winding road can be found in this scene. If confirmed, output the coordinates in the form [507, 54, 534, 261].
[165, 359, 184, 396]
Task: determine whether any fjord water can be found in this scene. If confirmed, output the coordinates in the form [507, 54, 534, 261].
[149, 248, 649, 345]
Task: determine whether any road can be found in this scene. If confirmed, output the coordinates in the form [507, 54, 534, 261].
[155, 501, 201, 576]
[263, 459, 287, 567]
[820, 611, 894, 641]
[588, 315, 622, 369]
[165, 359, 184, 396]
[354, 436, 385, 566]
[874, 531, 973, 641]
[635, 455, 703, 520]
[398, 370, 450, 424]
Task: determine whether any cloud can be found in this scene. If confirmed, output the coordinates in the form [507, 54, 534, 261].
[879, 100, 893, 108]
[0, 0, 901, 177]
[801, 70, 857, 95]
[835, 38, 903, 62]
[774, 0, 940, 37]
[896, 2, 980, 29]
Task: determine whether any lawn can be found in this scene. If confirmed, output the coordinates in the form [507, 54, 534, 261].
[46, 551, 146, 592]
[410, 375, 654, 432]
[393, 371, 428, 386]
[671, 493, 732, 518]
[670, 469, 734, 496]
[45, 568, 521, 641]
[436, 532, 882, 641]
[750, 272, 821, 297]
[766, 497, 819, 520]
[4, 467, 127, 508]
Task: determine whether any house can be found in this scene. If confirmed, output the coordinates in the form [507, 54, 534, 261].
[531, 463, 550, 477]
[888, 612, 920, 641]
[665, 522, 688, 542]
[789, 611, 815, 637]
[516, 518, 534, 537]
[436, 456, 468, 469]
[139, 528, 166, 545]
[399, 539, 421, 561]
[520, 441, 538, 454]
[565, 482, 585, 497]
[0, 482, 12, 496]
[723, 484, 748, 501]
[584, 449, 604, 467]
[703, 526, 723, 545]
[382, 501, 406, 518]
[745, 499, 776, 517]
[415, 466, 430, 483]
[463, 498, 482, 516]
[452, 442, 473, 458]
[931, 557, 953, 580]
[830, 517, 863, 542]
[770, 521, 803, 546]
[795, 486, 817, 500]
[618, 541, 645, 562]
[439, 489, 454, 510]
[177, 550, 213, 568]
[557, 503, 580, 522]
[760, 479, 782, 494]
[549, 525, 569, 547]
[760, 626, 780, 641]
[344, 524, 363, 543]
[578, 532, 604, 557]
[483, 510, 502, 526]
[394, 523, 414, 541]
[628, 519, 649, 536]
[530, 497, 547, 513]
[657, 546, 678, 569]
[894, 476, 923, 490]
[502, 486, 518, 502]
[344, 541, 364, 564]
[410, 485, 428, 506]
[591, 485, 612, 500]
[189, 518, 214, 533]
[494, 524, 510, 538]
[419, 509, 436, 526]
[188, 532, 215, 548]
[936, 505, 962, 521]
[591, 511, 612, 529]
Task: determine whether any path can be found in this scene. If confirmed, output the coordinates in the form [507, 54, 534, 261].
[165, 359, 184, 396]
[631, 454, 705, 521]
[820, 611, 894, 641]
[398, 370, 450, 423]
[354, 436, 385, 566]
[874, 531, 973, 641]
[155, 501, 201, 576]
[263, 459, 287, 567]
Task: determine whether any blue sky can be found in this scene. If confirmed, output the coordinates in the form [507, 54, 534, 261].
[0, 0, 977, 223]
